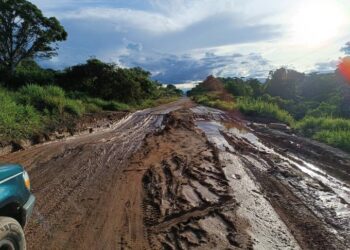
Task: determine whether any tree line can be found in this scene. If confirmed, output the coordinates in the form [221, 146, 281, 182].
[0, 0, 181, 104]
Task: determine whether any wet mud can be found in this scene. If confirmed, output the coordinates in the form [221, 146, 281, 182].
[0, 98, 349, 250]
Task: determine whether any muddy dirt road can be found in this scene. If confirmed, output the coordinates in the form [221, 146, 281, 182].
[1, 98, 349, 250]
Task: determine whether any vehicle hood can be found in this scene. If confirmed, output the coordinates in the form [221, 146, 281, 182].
[0, 164, 24, 181]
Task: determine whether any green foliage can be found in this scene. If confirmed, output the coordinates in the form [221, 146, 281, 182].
[5, 60, 56, 88]
[0, 80, 180, 141]
[313, 130, 350, 152]
[190, 69, 350, 152]
[166, 84, 183, 96]
[137, 96, 180, 110]
[305, 102, 340, 118]
[236, 97, 295, 125]
[295, 116, 350, 152]
[0, 0, 67, 75]
[192, 93, 234, 111]
[0, 88, 41, 140]
[294, 117, 350, 136]
[220, 77, 264, 97]
[192, 93, 294, 124]
[18, 85, 74, 115]
[67, 92, 131, 112]
[265, 68, 305, 100]
[57, 59, 168, 104]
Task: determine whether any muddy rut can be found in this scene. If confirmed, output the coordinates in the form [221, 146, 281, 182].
[0, 98, 349, 250]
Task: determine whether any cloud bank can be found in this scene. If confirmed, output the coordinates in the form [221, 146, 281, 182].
[32, 0, 350, 83]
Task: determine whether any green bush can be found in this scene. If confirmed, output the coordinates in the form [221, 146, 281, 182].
[313, 130, 350, 152]
[64, 100, 86, 116]
[192, 94, 294, 124]
[0, 89, 41, 140]
[69, 95, 131, 112]
[295, 117, 350, 136]
[236, 97, 295, 125]
[17, 84, 88, 116]
[18, 85, 65, 114]
[294, 116, 350, 152]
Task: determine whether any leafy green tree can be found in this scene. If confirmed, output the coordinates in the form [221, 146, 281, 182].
[0, 0, 67, 75]
[265, 68, 304, 100]
[57, 59, 171, 104]
[299, 73, 341, 102]
[166, 84, 182, 96]
[220, 77, 253, 97]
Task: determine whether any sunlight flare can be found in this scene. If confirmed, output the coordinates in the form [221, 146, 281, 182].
[290, 0, 347, 47]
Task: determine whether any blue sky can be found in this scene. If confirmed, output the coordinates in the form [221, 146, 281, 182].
[31, 0, 350, 84]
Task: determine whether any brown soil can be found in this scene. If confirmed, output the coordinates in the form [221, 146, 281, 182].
[138, 110, 252, 249]
[0, 99, 191, 250]
[0, 98, 348, 250]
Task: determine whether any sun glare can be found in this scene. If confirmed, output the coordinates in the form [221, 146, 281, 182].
[339, 57, 350, 83]
[290, 1, 346, 47]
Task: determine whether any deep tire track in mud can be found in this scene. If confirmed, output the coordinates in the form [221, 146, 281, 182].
[191, 106, 349, 250]
[222, 130, 346, 249]
[138, 110, 252, 249]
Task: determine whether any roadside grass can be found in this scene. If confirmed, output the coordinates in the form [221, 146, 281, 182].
[192, 93, 234, 111]
[295, 116, 350, 152]
[313, 130, 350, 152]
[193, 94, 294, 125]
[236, 97, 295, 125]
[137, 96, 180, 110]
[18, 85, 86, 116]
[191, 93, 350, 153]
[0, 84, 181, 142]
[0, 88, 42, 140]
[294, 116, 350, 135]
[67, 92, 132, 112]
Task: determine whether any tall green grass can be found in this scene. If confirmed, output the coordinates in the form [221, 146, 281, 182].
[236, 97, 295, 125]
[193, 94, 294, 125]
[18, 85, 86, 116]
[0, 89, 41, 140]
[294, 116, 350, 135]
[313, 130, 350, 152]
[67, 92, 131, 112]
[0, 84, 179, 142]
[192, 94, 234, 111]
[295, 116, 350, 152]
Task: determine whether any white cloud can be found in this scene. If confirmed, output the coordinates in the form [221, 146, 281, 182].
[173, 82, 200, 90]
[32, 0, 350, 82]
[115, 46, 271, 83]
[59, 8, 179, 33]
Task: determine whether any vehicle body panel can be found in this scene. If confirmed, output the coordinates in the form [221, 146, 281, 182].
[0, 164, 35, 226]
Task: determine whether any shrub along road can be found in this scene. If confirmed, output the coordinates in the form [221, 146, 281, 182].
[0, 98, 349, 250]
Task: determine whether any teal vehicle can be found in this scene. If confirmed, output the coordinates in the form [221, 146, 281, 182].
[0, 164, 35, 250]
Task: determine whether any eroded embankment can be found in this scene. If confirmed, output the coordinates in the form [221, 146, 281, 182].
[0, 111, 128, 156]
